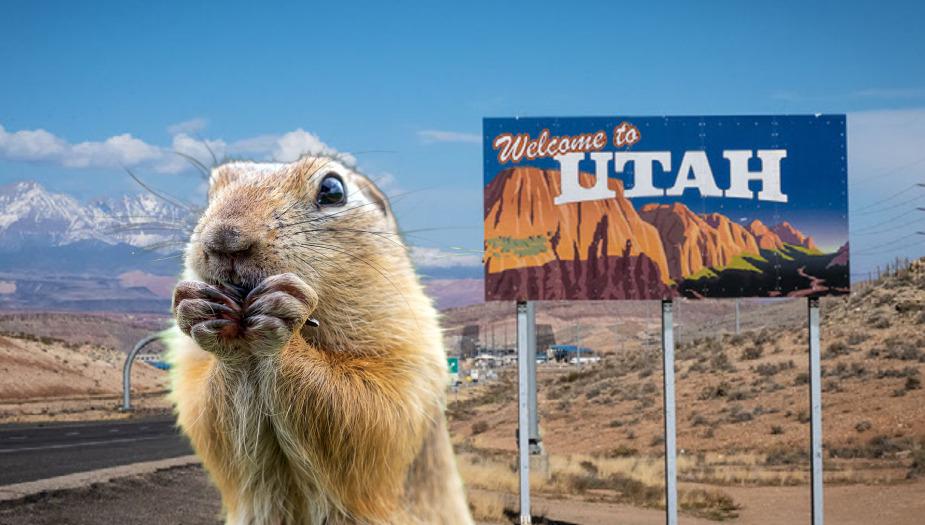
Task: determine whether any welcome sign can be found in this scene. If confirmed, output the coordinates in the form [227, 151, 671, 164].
[483, 115, 849, 301]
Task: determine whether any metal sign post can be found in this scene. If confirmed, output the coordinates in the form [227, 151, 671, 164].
[516, 301, 532, 525]
[661, 300, 678, 525]
[524, 301, 542, 454]
[808, 297, 824, 524]
[122, 333, 164, 411]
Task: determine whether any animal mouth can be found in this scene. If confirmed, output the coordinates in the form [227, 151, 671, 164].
[200, 255, 262, 296]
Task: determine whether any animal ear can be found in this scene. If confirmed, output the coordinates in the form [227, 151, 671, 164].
[358, 177, 392, 218]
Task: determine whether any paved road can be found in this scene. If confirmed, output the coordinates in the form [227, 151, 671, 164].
[0, 416, 192, 485]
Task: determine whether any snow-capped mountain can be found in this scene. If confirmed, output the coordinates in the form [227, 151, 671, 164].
[0, 180, 195, 250]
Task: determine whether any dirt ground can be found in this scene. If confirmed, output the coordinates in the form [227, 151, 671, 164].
[0, 332, 170, 424]
[1, 464, 923, 525]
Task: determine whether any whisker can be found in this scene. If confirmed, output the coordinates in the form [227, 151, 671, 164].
[124, 167, 199, 212]
[173, 151, 212, 179]
[292, 241, 418, 328]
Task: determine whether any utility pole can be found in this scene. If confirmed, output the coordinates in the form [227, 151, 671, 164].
[735, 298, 741, 335]
[576, 321, 581, 367]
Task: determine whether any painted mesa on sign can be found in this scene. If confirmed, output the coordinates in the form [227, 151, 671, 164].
[483, 117, 849, 301]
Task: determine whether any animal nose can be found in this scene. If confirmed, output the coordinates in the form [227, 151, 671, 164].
[202, 224, 254, 256]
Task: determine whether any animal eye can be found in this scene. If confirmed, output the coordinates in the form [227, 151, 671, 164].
[317, 174, 346, 207]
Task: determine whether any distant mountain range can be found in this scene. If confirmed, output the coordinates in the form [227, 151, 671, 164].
[0, 180, 192, 251]
[0, 181, 483, 311]
[484, 167, 849, 300]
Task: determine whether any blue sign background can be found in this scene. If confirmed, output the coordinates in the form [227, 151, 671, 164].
[484, 115, 847, 250]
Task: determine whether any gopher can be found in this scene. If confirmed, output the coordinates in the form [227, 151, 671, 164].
[167, 156, 473, 524]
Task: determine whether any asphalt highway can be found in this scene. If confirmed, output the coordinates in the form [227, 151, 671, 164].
[0, 416, 192, 485]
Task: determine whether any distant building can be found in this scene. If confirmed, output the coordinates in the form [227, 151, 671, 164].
[537, 323, 556, 349]
[548, 344, 596, 364]
[460, 324, 480, 358]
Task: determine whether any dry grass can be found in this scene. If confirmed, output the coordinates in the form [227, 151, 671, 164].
[458, 450, 740, 521]
[467, 490, 508, 523]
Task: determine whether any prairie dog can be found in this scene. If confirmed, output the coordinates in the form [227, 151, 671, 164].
[167, 156, 473, 524]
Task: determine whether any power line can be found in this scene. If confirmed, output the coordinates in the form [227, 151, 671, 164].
[854, 216, 925, 236]
[852, 183, 922, 213]
[853, 239, 925, 256]
[853, 207, 925, 233]
[854, 192, 925, 216]
[855, 156, 925, 184]
[852, 233, 925, 255]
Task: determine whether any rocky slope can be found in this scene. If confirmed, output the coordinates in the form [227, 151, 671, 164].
[772, 221, 818, 251]
[484, 167, 670, 281]
[639, 203, 760, 281]
[747, 219, 785, 251]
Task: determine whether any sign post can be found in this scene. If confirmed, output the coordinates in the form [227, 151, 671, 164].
[661, 300, 678, 525]
[523, 301, 542, 454]
[516, 301, 532, 525]
[808, 297, 824, 524]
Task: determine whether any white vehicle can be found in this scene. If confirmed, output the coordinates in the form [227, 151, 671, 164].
[569, 355, 601, 365]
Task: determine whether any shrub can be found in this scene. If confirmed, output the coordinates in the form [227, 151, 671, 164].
[711, 352, 735, 372]
[471, 421, 489, 435]
[766, 447, 804, 465]
[727, 404, 753, 423]
[906, 376, 922, 391]
[794, 372, 809, 385]
[699, 382, 731, 400]
[877, 367, 920, 379]
[605, 445, 638, 458]
[825, 340, 851, 358]
[770, 425, 784, 435]
[741, 346, 763, 361]
[867, 313, 891, 329]
[691, 414, 709, 426]
[909, 445, 925, 479]
[855, 420, 872, 433]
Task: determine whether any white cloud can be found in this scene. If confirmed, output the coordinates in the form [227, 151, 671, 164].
[417, 129, 481, 144]
[66, 133, 162, 168]
[0, 126, 68, 161]
[410, 246, 481, 268]
[0, 125, 161, 168]
[0, 121, 354, 174]
[167, 117, 208, 136]
[268, 128, 355, 165]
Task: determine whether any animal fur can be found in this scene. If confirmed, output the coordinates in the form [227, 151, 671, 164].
[167, 156, 473, 524]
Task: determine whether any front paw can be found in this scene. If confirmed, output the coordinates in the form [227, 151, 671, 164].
[240, 273, 318, 356]
[173, 281, 244, 355]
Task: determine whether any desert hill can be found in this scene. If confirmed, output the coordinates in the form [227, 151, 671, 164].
[0, 330, 168, 423]
[448, 258, 925, 485]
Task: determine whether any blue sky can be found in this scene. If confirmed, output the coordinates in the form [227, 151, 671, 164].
[2, 1, 925, 278]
